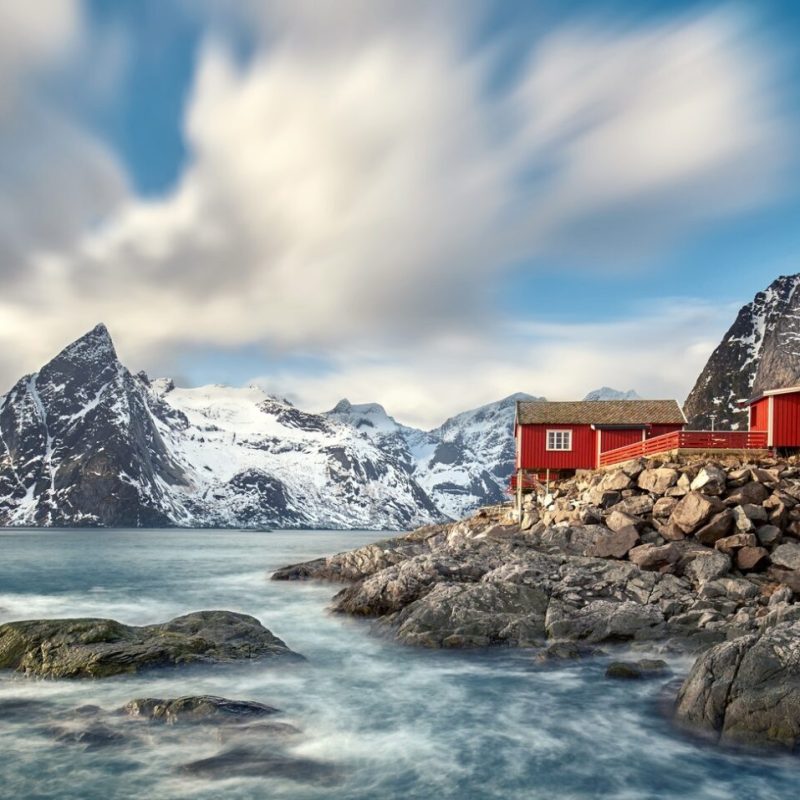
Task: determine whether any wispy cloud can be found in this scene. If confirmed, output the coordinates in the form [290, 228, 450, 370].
[0, 2, 792, 419]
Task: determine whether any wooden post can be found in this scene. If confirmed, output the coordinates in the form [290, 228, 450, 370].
[546, 468, 550, 494]
[516, 468, 523, 521]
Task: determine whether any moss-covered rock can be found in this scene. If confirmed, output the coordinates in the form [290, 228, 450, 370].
[0, 610, 303, 678]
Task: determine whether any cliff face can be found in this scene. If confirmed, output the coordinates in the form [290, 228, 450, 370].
[684, 274, 800, 430]
[0, 324, 188, 527]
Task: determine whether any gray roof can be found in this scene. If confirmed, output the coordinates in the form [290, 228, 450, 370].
[516, 399, 685, 426]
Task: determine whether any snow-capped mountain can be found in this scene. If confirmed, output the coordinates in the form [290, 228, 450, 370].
[0, 324, 188, 527]
[325, 392, 543, 520]
[583, 387, 641, 401]
[684, 274, 800, 430]
[0, 326, 441, 529]
[0, 325, 542, 529]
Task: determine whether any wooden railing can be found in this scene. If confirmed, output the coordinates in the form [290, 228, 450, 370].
[598, 430, 769, 468]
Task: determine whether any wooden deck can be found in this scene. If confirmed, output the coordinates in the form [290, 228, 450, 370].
[597, 430, 770, 468]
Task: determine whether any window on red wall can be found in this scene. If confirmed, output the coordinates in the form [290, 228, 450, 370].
[546, 430, 572, 451]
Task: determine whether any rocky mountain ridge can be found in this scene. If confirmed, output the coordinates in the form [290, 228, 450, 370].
[0, 324, 649, 529]
[684, 273, 800, 429]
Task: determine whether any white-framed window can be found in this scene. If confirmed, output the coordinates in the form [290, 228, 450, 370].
[546, 429, 572, 451]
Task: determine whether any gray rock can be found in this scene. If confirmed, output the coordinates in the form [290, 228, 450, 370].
[628, 543, 680, 572]
[0, 611, 301, 678]
[601, 471, 633, 492]
[683, 549, 731, 587]
[391, 581, 549, 648]
[770, 542, 800, 571]
[179, 746, 341, 784]
[690, 466, 727, 496]
[736, 546, 770, 572]
[122, 696, 281, 725]
[652, 497, 678, 519]
[638, 468, 679, 495]
[756, 524, 782, 547]
[584, 526, 640, 559]
[714, 533, 757, 555]
[732, 506, 755, 533]
[725, 482, 770, 507]
[694, 509, 735, 546]
[615, 495, 654, 518]
[545, 598, 665, 643]
[670, 493, 724, 534]
[674, 622, 800, 748]
[606, 509, 643, 532]
[605, 659, 669, 680]
[741, 503, 768, 523]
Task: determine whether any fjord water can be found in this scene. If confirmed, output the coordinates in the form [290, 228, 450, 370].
[0, 530, 796, 800]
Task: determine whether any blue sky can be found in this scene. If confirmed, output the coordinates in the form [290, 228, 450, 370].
[0, 0, 799, 426]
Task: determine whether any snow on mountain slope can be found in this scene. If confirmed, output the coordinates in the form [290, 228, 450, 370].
[0, 324, 189, 527]
[684, 274, 800, 430]
[154, 383, 440, 529]
[0, 324, 549, 528]
[0, 327, 441, 530]
[583, 387, 641, 401]
[415, 392, 542, 519]
[325, 392, 543, 519]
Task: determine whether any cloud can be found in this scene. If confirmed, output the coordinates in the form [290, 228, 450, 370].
[0, 0, 128, 279]
[0, 3, 793, 415]
[250, 297, 739, 429]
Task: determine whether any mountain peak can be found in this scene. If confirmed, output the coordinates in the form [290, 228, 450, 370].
[56, 323, 118, 366]
[332, 398, 352, 413]
[583, 387, 641, 401]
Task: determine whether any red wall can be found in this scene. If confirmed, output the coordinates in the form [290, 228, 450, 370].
[516, 424, 597, 470]
[599, 428, 644, 453]
[649, 424, 685, 438]
[516, 421, 688, 470]
[773, 393, 800, 447]
[750, 398, 769, 432]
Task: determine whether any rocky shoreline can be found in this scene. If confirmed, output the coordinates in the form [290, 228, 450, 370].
[273, 454, 800, 750]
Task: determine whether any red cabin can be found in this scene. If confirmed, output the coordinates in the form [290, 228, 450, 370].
[746, 386, 800, 448]
[513, 399, 686, 480]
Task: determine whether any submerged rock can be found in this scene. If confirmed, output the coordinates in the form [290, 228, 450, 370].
[122, 695, 281, 725]
[179, 746, 341, 784]
[0, 611, 302, 678]
[674, 621, 800, 749]
[605, 659, 669, 680]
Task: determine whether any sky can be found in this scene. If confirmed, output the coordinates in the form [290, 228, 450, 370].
[0, 0, 799, 429]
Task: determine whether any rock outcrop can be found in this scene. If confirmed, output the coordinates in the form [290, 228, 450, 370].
[674, 621, 800, 749]
[0, 611, 302, 678]
[273, 455, 800, 652]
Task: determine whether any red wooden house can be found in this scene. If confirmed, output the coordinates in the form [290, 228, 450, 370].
[514, 399, 686, 480]
[746, 386, 800, 448]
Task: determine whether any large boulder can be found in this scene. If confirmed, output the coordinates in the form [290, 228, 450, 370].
[615, 495, 655, 518]
[736, 546, 769, 572]
[628, 543, 680, 572]
[0, 611, 301, 678]
[690, 466, 727, 496]
[584, 527, 640, 559]
[771, 543, 800, 572]
[601, 470, 633, 492]
[670, 493, 724, 535]
[725, 482, 770, 507]
[682, 549, 730, 587]
[122, 696, 281, 725]
[638, 468, 679, 495]
[674, 622, 800, 748]
[694, 509, 735, 546]
[390, 581, 550, 648]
